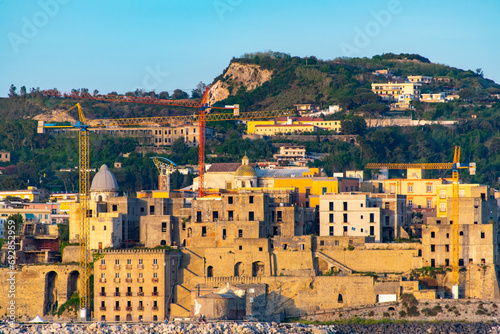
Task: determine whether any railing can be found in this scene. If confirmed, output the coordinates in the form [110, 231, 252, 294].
[152, 291, 159, 296]
[137, 278, 144, 283]
[114, 265, 120, 270]
[137, 306, 144, 311]
[152, 306, 158, 311]
[125, 278, 133, 283]
[152, 278, 159, 283]
[126, 292, 132, 296]
[204, 276, 262, 285]
[114, 292, 120, 297]
[137, 264, 144, 269]
[125, 306, 132, 311]
[114, 307, 120, 311]
[114, 278, 120, 283]
[137, 291, 144, 296]
[99, 278, 106, 283]
[99, 265, 106, 270]
[126, 264, 132, 269]
[99, 292, 106, 296]
[152, 264, 159, 269]
[99, 307, 106, 311]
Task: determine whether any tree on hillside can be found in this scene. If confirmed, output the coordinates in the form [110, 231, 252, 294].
[8, 84, 17, 98]
[172, 89, 189, 100]
[159, 91, 169, 99]
[19, 86, 27, 97]
[341, 116, 367, 135]
[191, 82, 207, 99]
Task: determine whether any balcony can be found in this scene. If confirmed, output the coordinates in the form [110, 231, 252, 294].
[114, 265, 120, 270]
[99, 307, 106, 311]
[152, 278, 159, 283]
[114, 278, 120, 283]
[152, 306, 158, 311]
[152, 264, 159, 269]
[152, 291, 159, 296]
[114, 307, 121, 311]
[99, 265, 106, 270]
[137, 291, 144, 296]
[114, 292, 121, 297]
[99, 278, 106, 283]
[137, 278, 144, 283]
[137, 306, 144, 311]
[125, 278, 133, 283]
[125, 307, 132, 311]
[126, 292, 132, 297]
[126, 264, 133, 269]
[99, 292, 106, 297]
[137, 264, 144, 269]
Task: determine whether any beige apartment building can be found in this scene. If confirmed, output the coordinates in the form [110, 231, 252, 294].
[371, 82, 422, 102]
[94, 248, 182, 322]
[319, 192, 407, 242]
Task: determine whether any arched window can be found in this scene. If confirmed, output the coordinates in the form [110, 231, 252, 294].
[207, 266, 213, 278]
[338, 294, 343, 303]
[160, 240, 166, 246]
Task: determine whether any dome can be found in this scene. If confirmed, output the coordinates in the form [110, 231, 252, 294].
[235, 164, 257, 177]
[90, 164, 119, 191]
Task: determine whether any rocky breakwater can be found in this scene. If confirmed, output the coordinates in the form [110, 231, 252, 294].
[1, 321, 500, 334]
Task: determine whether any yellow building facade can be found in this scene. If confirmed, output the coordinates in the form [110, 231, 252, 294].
[247, 117, 341, 135]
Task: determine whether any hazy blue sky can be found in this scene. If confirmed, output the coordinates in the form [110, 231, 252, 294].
[1, 0, 499, 97]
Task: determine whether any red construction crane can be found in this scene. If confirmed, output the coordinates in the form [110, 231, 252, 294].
[41, 88, 290, 197]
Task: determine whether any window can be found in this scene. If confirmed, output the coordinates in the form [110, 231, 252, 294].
[369, 213, 374, 223]
[101, 259, 105, 265]
[481, 232, 485, 239]
[277, 211, 282, 222]
[334, 240, 339, 246]
[427, 199, 432, 209]
[440, 203, 446, 212]
[127, 259, 131, 265]
[92, 226, 95, 231]
[445, 259, 450, 266]
[343, 202, 348, 211]
[408, 200, 413, 208]
[446, 233, 449, 239]
[149, 205, 155, 214]
[430, 245, 435, 252]
[408, 184, 413, 193]
[426, 184, 432, 193]
[101, 273, 105, 279]
[153, 259, 157, 265]
[249, 196, 254, 204]
[112, 204, 117, 211]
[329, 202, 334, 211]
[385, 216, 390, 226]
[115, 273, 119, 278]
[300, 244, 305, 251]
[238, 229, 243, 238]
[212, 211, 219, 222]
[104, 225, 107, 231]
[202, 226, 207, 237]
[440, 190, 446, 199]
[115, 259, 119, 265]
[459, 189, 465, 197]
[161, 222, 167, 233]
[369, 226, 374, 236]
[431, 232, 435, 238]
[153, 272, 157, 278]
[430, 259, 435, 268]
[127, 273, 131, 279]
[239, 245, 242, 250]
[390, 185, 395, 193]
[228, 211, 234, 221]
[445, 244, 449, 252]
[222, 228, 227, 240]
[248, 211, 254, 221]
[384, 202, 389, 210]
[329, 214, 334, 223]
[343, 213, 348, 223]
[228, 196, 233, 204]
[322, 187, 327, 195]
[139, 259, 143, 265]
[283, 244, 288, 250]
[196, 211, 202, 223]
[329, 226, 334, 236]
[259, 247, 263, 251]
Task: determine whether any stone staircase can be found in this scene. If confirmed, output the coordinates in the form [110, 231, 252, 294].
[170, 248, 205, 318]
[313, 251, 352, 275]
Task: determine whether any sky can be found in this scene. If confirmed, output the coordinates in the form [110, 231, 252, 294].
[0, 0, 499, 97]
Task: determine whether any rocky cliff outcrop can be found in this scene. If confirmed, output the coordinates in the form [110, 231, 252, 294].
[209, 62, 273, 105]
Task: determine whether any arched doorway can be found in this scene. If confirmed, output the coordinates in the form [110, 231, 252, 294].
[44, 271, 58, 315]
[160, 240, 166, 246]
[207, 266, 213, 277]
[67, 271, 79, 299]
[234, 262, 243, 277]
[126, 314, 132, 321]
[252, 261, 265, 277]
[187, 228, 192, 238]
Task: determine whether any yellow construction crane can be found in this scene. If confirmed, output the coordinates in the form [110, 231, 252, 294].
[37, 103, 91, 319]
[37, 102, 291, 317]
[151, 157, 177, 192]
[365, 146, 476, 299]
